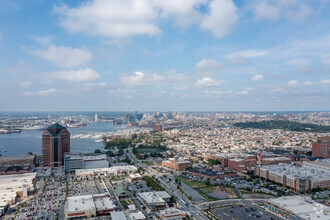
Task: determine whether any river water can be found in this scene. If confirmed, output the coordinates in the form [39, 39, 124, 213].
[0, 121, 122, 156]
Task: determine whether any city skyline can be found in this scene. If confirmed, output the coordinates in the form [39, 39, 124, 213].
[1, 0, 330, 111]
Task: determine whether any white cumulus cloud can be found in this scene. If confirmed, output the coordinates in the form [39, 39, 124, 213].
[33, 45, 92, 68]
[37, 88, 56, 96]
[153, 0, 207, 27]
[121, 71, 165, 86]
[254, 1, 280, 21]
[228, 50, 269, 59]
[195, 77, 224, 87]
[302, 81, 313, 86]
[320, 79, 330, 84]
[54, 0, 161, 38]
[288, 80, 299, 86]
[200, 0, 238, 37]
[196, 59, 223, 71]
[251, 74, 264, 81]
[51, 68, 101, 82]
[237, 90, 249, 95]
[253, 1, 312, 23]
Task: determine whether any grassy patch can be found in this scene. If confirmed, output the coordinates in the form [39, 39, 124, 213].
[120, 200, 129, 207]
[137, 148, 158, 153]
[143, 161, 154, 166]
[175, 176, 237, 202]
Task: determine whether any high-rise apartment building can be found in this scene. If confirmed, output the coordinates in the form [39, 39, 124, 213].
[42, 123, 70, 167]
[312, 136, 330, 158]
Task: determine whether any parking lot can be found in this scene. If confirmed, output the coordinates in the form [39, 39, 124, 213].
[211, 205, 282, 220]
[16, 168, 66, 220]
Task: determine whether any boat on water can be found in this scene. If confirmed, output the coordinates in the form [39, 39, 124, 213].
[21, 125, 45, 130]
[0, 129, 22, 134]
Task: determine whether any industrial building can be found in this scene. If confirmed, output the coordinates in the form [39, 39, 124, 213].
[264, 196, 330, 219]
[0, 165, 34, 175]
[64, 153, 109, 173]
[65, 194, 115, 218]
[75, 165, 138, 177]
[158, 208, 187, 220]
[162, 158, 191, 171]
[0, 155, 36, 167]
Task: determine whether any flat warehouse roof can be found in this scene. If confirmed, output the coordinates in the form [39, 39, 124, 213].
[66, 195, 95, 213]
[268, 196, 330, 220]
[111, 211, 127, 220]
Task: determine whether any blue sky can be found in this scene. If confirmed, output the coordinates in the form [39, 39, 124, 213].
[0, 0, 330, 111]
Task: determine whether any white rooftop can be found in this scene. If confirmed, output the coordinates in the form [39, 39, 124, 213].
[262, 157, 290, 161]
[159, 208, 185, 217]
[93, 195, 116, 211]
[128, 204, 136, 211]
[268, 196, 330, 220]
[155, 191, 171, 199]
[0, 173, 37, 207]
[75, 165, 137, 175]
[111, 211, 127, 220]
[66, 194, 115, 214]
[66, 195, 95, 213]
[129, 211, 145, 220]
[138, 192, 165, 205]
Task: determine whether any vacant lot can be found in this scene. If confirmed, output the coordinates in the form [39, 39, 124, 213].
[175, 176, 237, 202]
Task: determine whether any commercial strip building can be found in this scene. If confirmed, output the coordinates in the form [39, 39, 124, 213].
[312, 136, 330, 158]
[158, 208, 187, 220]
[162, 158, 191, 171]
[0, 155, 36, 167]
[129, 212, 146, 220]
[129, 173, 143, 182]
[42, 123, 70, 167]
[75, 165, 138, 177]
[256, 160, 330, 192]
[137, 191, 171, 208]
[65, 194, 116, 218]
[64, 153, 109, 173]
[0, 173, 37, 215]
[264, 196, 330, 219]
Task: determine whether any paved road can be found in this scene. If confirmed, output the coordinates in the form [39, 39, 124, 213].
[180, 182, 206, 203]
[128, 147, 209, 220]
[103, 177, 123, 211]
